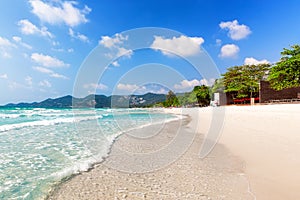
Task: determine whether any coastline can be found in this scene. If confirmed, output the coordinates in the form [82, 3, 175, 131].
[49, 108, 252, 199]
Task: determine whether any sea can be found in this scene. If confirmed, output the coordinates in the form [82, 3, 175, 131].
[0, 107, 177, 199]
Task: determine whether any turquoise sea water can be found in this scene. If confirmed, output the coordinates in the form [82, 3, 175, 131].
[0, 108, 175, 199]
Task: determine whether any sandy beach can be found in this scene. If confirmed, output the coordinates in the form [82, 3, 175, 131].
[49, 104, 300, 200]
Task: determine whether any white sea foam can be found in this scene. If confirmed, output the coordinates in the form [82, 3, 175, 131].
[51, 151, 109, 180]
[0, 115, 103, 132]
[0, 108, 177, 199]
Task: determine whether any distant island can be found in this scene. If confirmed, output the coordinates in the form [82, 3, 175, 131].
[2, 93, 167, 108]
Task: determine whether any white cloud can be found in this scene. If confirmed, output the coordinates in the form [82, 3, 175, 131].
[33, 66, 68, 79]
[25, 76, 33, 86]
[0, 36, 16, 48]
[33, 66, 53, 74]
[112, 61, 120, 67]
[29, 0, 91, 27]
[151, 35, 204, 57]
[117, 83, 146, 93]
[0, 36, 16, 58]
[219, 19, 251, 40]
[219, 44, 239, 58]
[99, 34, 132, 59]
[12, 36, 21, 43]
[99, 34, 128, 48]
[9, 81, 25, 90]
[39, 80, 51, 87]
[0, 74, 8, 79]
[84, 83, 108, 90]
[216, 39, 222, 46]
[52, 41, 60, 46]
[146, 87, 168, 94]
[50, 73, 68, 79]
[116, 47, 133, 58]
[68, 28, 89, 42]
[31, 53, 70, 68]
[174, 79, 214, 90]
[51, 47, 74, 53]
[12, 36, 32, 49]
[18, 19, 53, 38]
[244, 57, 270, 65]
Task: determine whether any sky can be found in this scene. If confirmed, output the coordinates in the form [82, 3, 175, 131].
[0, 0, 300, 104]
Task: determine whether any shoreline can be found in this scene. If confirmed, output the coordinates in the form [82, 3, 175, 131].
[49, 108, 253, 199]
[46, 109, 183, 199]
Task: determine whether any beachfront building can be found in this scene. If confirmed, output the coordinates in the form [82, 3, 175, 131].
[216, 81, 300, 106]
[259, 81, 300, 103]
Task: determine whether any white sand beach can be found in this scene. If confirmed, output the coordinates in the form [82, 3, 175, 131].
[50, 104, 300, 199]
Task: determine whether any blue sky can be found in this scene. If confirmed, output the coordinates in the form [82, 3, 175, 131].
[0, 0, 300, 104]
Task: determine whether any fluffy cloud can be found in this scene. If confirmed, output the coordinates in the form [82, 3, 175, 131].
[219, 20, 251, 40]
[0, 36, 16, 58]
[0, 74, 8, 79]
[69, 28, 89, 42]
[83, 83, 108, 90]
[0, 36, 16, 48]
[12, 36, 32, 49]
[33, 66, 68, 79]
[99, 34, 133, 59]
[216, 39, 222, 46]
[148, 87, 167, 94]
[99, 34, 128, 48]
[111, 61, 120, 67]
[219, 44, 239, 58]
[244, 57, 270, 65]
[29, 0, 91, 27]
[174, 79, 214, 90]
[31, 53, 70, 68]
[116, 47, 133, 58]
[117, 83, 146, 92]
[39, 80, 52, 88]
[151, 35, 204, 57]
[18, 19, 53, 38]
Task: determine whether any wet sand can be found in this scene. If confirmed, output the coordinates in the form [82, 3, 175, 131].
[49, 108, 253, 200]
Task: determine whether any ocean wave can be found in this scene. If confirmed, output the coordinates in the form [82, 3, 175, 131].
[51, 149, 110, 180]
[0, 115, 103, 133]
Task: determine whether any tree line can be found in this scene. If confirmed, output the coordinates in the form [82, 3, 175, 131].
[158, 85, 211, 107]
[219, 44, 300, 100]
[160, 44, 300, 107]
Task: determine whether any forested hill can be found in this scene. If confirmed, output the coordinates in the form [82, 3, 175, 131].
[3, 93, 166, 108]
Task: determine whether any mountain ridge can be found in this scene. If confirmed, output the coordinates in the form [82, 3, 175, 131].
[3, 93, 166, 108]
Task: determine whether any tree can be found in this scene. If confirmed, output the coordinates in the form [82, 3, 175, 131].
[164, 90, 180, 107]
[193, 85, 211, 107]
[222, 64, 270, 99]
[268, 45, 300, 90]
[211, 78, 224, 94]
[177, 90, 198, 106]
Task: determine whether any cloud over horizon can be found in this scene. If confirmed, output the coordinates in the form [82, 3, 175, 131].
[219, 44, 240, 58]
[31, 53, 70, 68]
[174, 79, 214, 91]
[18, 19, 53, 38]
[244, 57, 270, 65]
[219, 19, 251, 40]
[151, 35, 204, 57]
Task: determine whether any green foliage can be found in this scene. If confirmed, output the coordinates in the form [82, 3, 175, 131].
[211, 78, 224, 94]
[163, 90, 180, 107]
[268, 45, 300, 90]
[193, 85, 211, 107]
[177, 91, 198, 106]
[222, 64, 270, 98]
